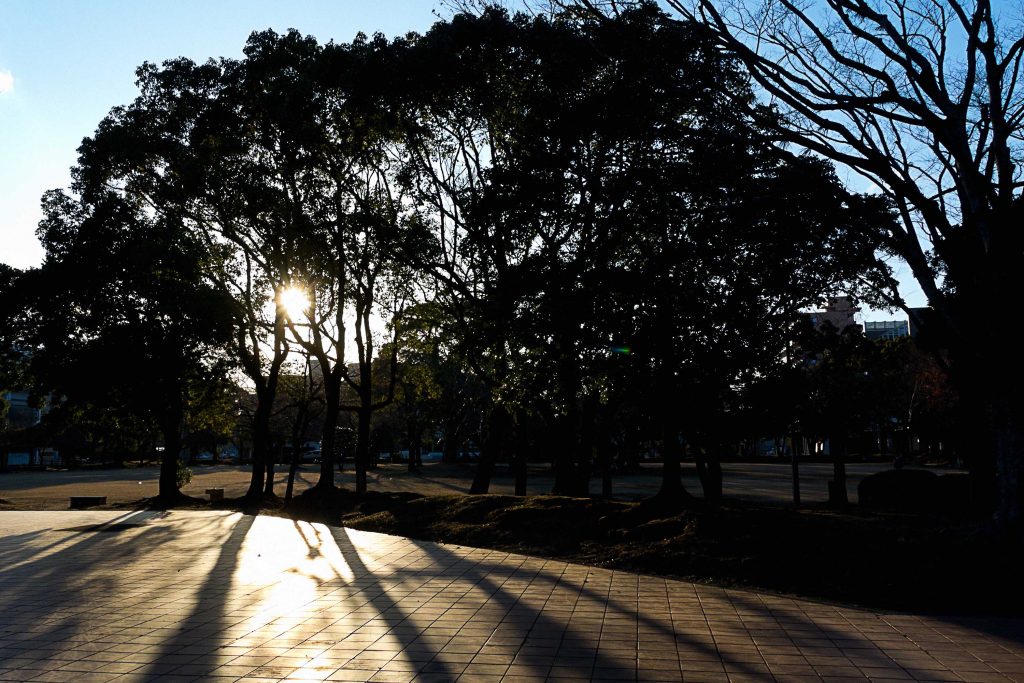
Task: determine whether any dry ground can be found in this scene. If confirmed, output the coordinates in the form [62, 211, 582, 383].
[328, 492, 1023, 615]
[1, 461, 1012, 615]
[0, 461, 893, 510]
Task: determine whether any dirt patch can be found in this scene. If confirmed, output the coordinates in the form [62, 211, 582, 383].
[0, 461, 901, 509]
[5, 464, 1010, 615]
[275, 490, 1023, 616]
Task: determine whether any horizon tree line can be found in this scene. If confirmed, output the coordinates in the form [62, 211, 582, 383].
[2, 3, 992, 514]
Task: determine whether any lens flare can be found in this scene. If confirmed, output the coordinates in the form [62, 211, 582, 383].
[279, 286, 310, 320]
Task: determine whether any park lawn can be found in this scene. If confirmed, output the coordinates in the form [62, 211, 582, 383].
[283, 490, 1023, 616]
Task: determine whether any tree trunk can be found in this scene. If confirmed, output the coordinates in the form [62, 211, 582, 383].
[551, 414, 578, 496]
[470, 404, 509, 494]
[938, 277, 1021, 521]
[158, 449, 180, 500]
[966, 357, 1024, 523]
[316, 373, 342, 491]
[651, 294, 694, 502]
[158, 406, 184, 501]
[790, 427, 801, 508]
[658, 419, 687, 500]
[993, 398, 1022, 527]
[597, 419, 613, 499]
[244, 302, 287, 500]
[285, 442, 302, 504]
[285, 403, 313, 504]
[245, 388, 272, 499]
[407, 414, 419, 472]
[442, 427, 460, 464]
[574, 394, 597, 497]
[698, 449, 723, 506]
[355, 406, 371, 494]
[954, 360, 1022, 521]
[829, 431, 848, 508]
[552, 354, 581, 496]
[512, 411, 528, 496]
[263, 455, 275, 497]
[694, 445, 723, 506]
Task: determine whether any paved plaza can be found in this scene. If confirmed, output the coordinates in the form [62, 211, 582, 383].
[0, 511, 1022, 682]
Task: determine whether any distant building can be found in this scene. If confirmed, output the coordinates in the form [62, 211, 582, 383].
[2, 390, 41, 430]
[864, 319, 909, 341]
[864, 305, 934, 341]
[1, 390, 59, 468]
[807, 298, 928, 342]
[806, 296, 861, 334]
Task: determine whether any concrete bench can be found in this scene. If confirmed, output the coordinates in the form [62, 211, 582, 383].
[205, 488, 224, 503]
[69, 496, 107, 509]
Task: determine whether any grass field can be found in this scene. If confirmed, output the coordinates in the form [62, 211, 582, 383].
[0, 461, 894, 510]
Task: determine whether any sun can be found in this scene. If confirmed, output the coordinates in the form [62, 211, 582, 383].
[278, 286, 310, 320]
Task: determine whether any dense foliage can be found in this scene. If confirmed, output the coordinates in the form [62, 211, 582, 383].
[0, 5, 907, 503]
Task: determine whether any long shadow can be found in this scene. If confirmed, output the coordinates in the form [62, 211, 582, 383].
[126, 515, 484, 680]
[0, 510, 171, 572]
[12, 508, 1013, 681]
[338, 467, 470, 495]
[409, 539, 1024, 681]
[0, 510, 220, 678]
[402, 471, 470, 494]
[0, 466, 163, 492]
[721, 587, 1024, 680]
[318, 526, 773, 680]
[0, 529, 53, 567]
[685, 585, 893, 679]
[0, 510, 172, 579]
[402, 540, 615, 678]
[134, 512, 257, 679]
[310, 522, 463, 680]
[401, 536, 803, 680]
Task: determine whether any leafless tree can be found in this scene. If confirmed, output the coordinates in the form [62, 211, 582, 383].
[439, 0, 566, 16]
[686, 0, 1022, 307]
[574, 0, 1024, 521]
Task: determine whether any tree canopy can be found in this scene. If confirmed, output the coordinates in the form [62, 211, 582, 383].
[6, 3, 906, 505]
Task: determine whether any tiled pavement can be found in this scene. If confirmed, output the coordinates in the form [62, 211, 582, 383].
[0, 511, 1022, 683]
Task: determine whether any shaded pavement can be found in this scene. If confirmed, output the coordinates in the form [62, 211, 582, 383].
[0, 510, 1020, 682]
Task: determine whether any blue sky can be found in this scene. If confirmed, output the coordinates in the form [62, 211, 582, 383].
[0, 0, 924, 317]
[0, 0, 442, 270]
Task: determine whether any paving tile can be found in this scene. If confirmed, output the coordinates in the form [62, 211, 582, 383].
[1, 510, 1022, 683]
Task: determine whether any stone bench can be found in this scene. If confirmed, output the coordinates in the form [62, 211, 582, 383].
[205, 488, 224, 503]
[69, 496, 107, 509]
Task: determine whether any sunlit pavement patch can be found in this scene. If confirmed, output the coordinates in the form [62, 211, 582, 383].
[0, 510, 1022, 682]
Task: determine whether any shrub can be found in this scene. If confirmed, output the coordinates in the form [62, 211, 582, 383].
[176, 460, 192, 489]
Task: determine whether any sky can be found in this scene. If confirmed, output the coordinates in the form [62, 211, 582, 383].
[0, 0, 443, 268]
[0, 0, 924, 320]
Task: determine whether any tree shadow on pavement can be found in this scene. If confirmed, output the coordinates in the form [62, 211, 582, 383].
[133, 513, 257, 680]
[3, 509, 1021, 683]
[0, 510, 223, 679]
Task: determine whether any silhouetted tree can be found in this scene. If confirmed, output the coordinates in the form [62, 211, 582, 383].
[667, 0, 1024, 521]
[65, 30, 426, 500]
[69, 47, 305, 500]
[25, 191, 234, 500]
[402, 6, 892, 501]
